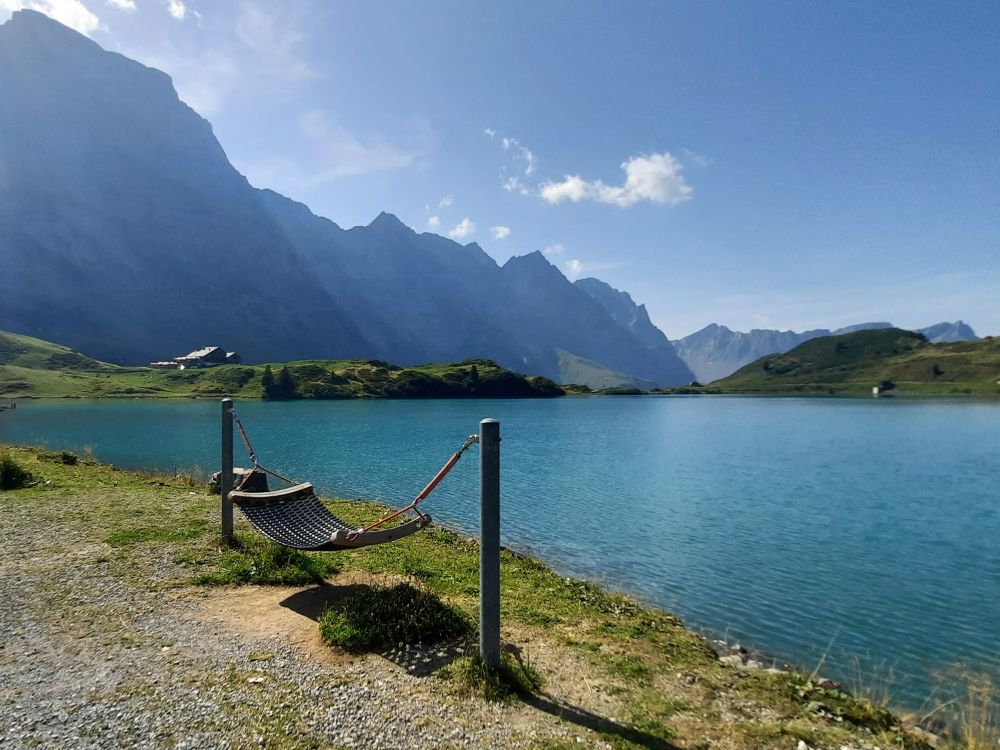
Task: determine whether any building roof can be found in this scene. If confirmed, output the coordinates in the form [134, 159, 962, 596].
[181, 346, 222, 359]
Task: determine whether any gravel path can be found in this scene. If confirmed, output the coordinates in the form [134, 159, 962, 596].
[0, 496, 608, 750]
[1, 460, 919, 750]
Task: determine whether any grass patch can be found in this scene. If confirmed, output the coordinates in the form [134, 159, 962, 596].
[793, 677, 896, 731]
[926, 667, 999, 750]
[439, 652, 541, 702]
[38, 449, 79, 465]
[0, 450, 34, 489]
[713, 328, 1000, 395]
[193, 535, 340, 586]
[318, 582, 471, 652]
[0, 328, 564, 400]
[0, 444, 950, 750]
[106, 520, 208, 546]
[608, 654, 652, 683]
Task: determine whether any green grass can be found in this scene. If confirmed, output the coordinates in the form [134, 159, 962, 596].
[555, 349, 657, 391]
[0, 329, 109, 370]
[318, 582, 471, 651]
[0, 449, 34, 488]
[38, 449, 80, 465]
[608, 654, 652, 682]
[0, 444, 954, 750]
[0, 329, 563, 399]
[106, 519, 209, 546]
[709, 328, 1000, 396]
[191, 535, 341, 586]
[439, 652, 542, 702]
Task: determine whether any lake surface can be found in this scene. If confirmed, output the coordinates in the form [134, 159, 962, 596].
[2, 396, 997, 706]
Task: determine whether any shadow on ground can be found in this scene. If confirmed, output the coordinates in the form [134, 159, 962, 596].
[279, 583, 468, 676]
[282, 585, 681, 749]
[503, 644, 683, 750]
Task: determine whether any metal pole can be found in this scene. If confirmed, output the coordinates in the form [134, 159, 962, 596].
[221, 398, 234, 546]
[479, 418, 501, 669]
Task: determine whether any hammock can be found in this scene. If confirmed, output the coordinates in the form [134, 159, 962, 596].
[227, 410, 477, 551]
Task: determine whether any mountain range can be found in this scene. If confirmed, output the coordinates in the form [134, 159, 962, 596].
[711, 327, 999, 395]
[0, 10, 693, 388]
[672, 321, 978, 383]
[0, 11, 982, 391]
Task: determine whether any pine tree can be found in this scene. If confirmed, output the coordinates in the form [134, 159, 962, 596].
[276, 365, 296, 399]
[260, 365, 276, 400]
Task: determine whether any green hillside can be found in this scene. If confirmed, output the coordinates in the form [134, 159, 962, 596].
[0, 330, 562, 399]
[713, 328, 1000, 395]
[555, 349, 657, 390]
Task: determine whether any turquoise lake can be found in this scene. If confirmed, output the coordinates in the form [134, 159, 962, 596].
[1, 396, 997, 706]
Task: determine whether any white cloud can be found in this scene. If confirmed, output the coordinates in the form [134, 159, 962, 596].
[242, 110, 431, 190]
[105, 0, 134, 10]
[448, 217, 476, 240]
[538, 174, 590, 204]
[542, 243, 565, 256]
[234, 4, 313, 79]
[109, 4, 317, 116]
[488, 129, 538, 192]
[0, 0, 99, 35]
[562, 257, 624, 281]
[438, 194, 453, 208]
[680, 147, 712, 168]
[427, 216, 441, 230]
[501, 135, 536, 175]
[490, 225, 511, 240]
[502, 176, 532, 195]
[165, 0, 185, 20]
[539, 152, 692, 208]
[502, 177, 520, 192]
[563, 259, 584, 280]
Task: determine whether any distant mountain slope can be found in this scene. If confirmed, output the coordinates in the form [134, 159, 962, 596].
[830, 322, 893, 335]
[257, 191, 691, 386]
[671, 324, 830, 383]
[916, 321, 978, 343]
[554, 350, 657, 390]
[0, 10, 372, 365]
[0, 329, 111, 371]
[0, 10, 691, 386]
[713, 328, 1000, 395]
[673, 321, 979, 382]
[574, 278, 693, 384]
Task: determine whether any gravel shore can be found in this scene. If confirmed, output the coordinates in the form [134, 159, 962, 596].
[0, 451, 934, 750]
[0, 486, 614, 749]
[0, 514, 571, 749]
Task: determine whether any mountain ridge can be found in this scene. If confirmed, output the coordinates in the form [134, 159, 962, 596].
[0, 10, 690, 387]
[673, 320, 979, 382]
[710, 327, 999, 395]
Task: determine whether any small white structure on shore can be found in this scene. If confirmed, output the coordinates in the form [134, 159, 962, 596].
[149, 346, 241, 370]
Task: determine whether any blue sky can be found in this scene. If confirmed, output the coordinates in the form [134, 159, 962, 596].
[4, 0, 999, 337]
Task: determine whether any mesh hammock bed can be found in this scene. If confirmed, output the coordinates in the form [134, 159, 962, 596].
[227, 411, 477, 551]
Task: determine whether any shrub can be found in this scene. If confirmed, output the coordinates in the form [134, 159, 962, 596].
[319, 583, 471, 652]
[39, 450, 78, 465]
[0, 451, 34, 489]
[440, 652, 541, 702]
[194, 538, 339, 586]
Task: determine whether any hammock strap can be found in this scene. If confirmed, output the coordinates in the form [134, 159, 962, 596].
[351, 433, 479, 538]
[231, 411, 297, 490]
[230, 407, 478, 537]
